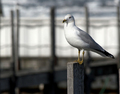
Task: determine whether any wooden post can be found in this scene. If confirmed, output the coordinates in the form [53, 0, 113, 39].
[67, 62, 84, 94]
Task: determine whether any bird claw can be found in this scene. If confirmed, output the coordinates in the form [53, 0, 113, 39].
[74, 60, 83, 65]
[74, 50, 84, 65]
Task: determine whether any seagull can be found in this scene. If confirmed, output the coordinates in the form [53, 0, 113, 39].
[63, 14, 114, 64]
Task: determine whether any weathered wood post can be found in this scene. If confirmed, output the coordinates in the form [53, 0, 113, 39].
[67, 62, 84, 94]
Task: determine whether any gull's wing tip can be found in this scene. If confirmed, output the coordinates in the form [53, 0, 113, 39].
[109, 54, 115, 59]
[104, 50, 115, 59]
[94, 49, 115, 59]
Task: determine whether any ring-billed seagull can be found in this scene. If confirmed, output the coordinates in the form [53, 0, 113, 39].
[63, 14, 114, 64]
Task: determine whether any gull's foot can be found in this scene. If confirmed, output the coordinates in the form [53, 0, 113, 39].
[74, 60, 83, 65]
[78, 60, 83, 65]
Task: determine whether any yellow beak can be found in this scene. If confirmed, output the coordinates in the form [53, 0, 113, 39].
[63, 19, 67, 23]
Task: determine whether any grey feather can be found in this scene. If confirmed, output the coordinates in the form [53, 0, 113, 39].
[76, 27, 114, 58]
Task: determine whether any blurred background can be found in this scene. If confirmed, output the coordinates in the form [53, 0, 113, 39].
[0, 0, 120, 94]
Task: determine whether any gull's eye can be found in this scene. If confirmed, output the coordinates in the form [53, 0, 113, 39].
[69, 17, 71, 19]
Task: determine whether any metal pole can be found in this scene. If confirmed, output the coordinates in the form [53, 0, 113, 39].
[117, 5, 120, 94]
[15, 8, 20, 94]
[50, 7, 56, 71]
[85, 6, 90, 58]
[85, 6, 92, 94]
[117, 6, 120, 56]
[44, 7, 57, 94]
[0, 0, 3, 16]
[10, 10, 16, 94]
[16, 9, 20, 71]
[85, 6, 89, 34]
[11, 11, 15, 65]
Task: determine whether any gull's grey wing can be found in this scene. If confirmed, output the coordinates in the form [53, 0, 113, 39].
[76, 27, 114, 58]
[76, 27, 104, 51]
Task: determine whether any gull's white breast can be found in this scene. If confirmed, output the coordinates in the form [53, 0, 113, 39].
[64, 25, 89, 49]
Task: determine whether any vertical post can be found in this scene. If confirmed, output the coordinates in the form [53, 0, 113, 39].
[11, 11, 15, 67]
[0, 0, 3, 16]
[44, 7, 58, 94]
[85, 6, 91, 59]
[67, 62, 84, 94]
[85, 6, 92, 94]
[117, 6, 120, 56]
[85, 6, 89, 34]
[10, 10, 16, 94]
[119, 68, 120, 94]
[15, 8, 20, 94]
[16, 9, 20, 71]
[50, 7, 56, 71]
[117, 5, 120, 94]
[85, 6, 90, 58]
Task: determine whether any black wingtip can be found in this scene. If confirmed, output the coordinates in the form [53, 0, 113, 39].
[104, 51, 115, 59]
[94, 49, 115, 59]
[110, 55, 115, 59]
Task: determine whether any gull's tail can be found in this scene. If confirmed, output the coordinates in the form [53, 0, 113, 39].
[103, 50, 115, 59]
[94, 49, 115, 59]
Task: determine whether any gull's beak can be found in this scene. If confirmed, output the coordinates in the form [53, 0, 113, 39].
[63, 19, 67, 23]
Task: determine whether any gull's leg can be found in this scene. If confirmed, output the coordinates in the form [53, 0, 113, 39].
[78, 49, 80, 62]
[74, 49, 85, 64]
[77, 49, 82, 64]
[79, 50, 85, 64]
[74, 49, 81, 63]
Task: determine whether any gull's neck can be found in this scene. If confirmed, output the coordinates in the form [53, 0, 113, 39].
[64, 21, 75, 27]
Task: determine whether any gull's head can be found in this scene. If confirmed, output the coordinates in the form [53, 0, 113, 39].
[63, 14, 75, 24]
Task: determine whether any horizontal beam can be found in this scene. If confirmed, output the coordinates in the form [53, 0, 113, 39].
[0, 77, 10, 91]
[17, 72, 50, 88]
[0, 69, 67, 91]
[54, 69, 67, 82]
